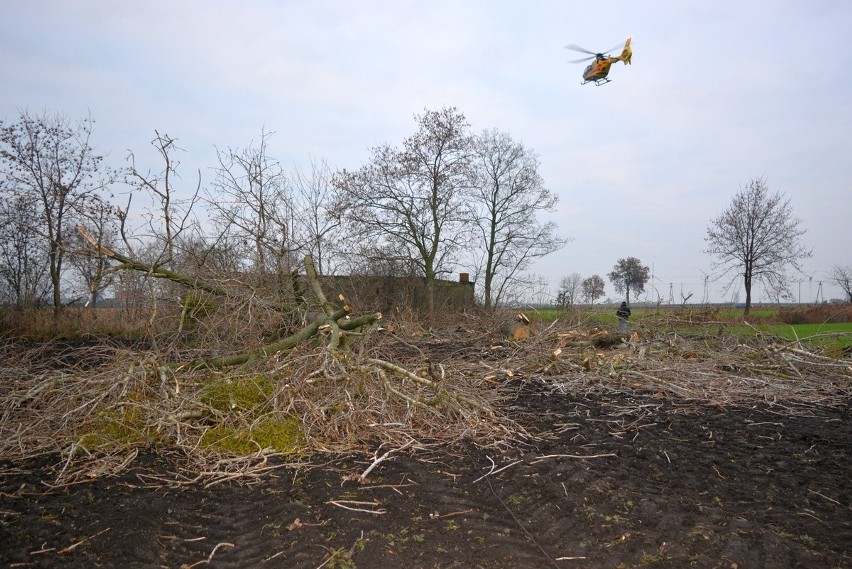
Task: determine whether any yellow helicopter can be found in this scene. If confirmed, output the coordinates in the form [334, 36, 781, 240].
[565, 36, 632, 85]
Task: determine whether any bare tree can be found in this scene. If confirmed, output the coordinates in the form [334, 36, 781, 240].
[608, 257, 649, 304]
[581, 274, 606, 304]
[125, 131, 201, 268]
[705, 178, 812, 314]
[207, 130, 296, 277]
[333, 107, 473, 314]
[292, 157, 341, 276]
[828, 265, 852, 303]
[0, 194, 51, 307]
[556, 272, 583, 308]
[123, 132, 202, 344]
[470, 129, 567, 309]
[0, 110, 112, 312]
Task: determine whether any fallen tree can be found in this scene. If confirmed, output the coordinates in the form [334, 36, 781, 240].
[78, 226, 227, 296]
[38, 226, 507, 485]
[78, 225, 382, 367]
[181, 254, 382, 369]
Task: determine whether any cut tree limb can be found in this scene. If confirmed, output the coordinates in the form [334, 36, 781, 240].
[77, 226, 226, 296]
[186, 257, 381, 369]
[77, 229, 383, 367]
[366, 357, 493, 417]
[188, 305, 357, 369]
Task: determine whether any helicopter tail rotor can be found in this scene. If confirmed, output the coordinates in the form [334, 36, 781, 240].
[617, 36, 633, 65]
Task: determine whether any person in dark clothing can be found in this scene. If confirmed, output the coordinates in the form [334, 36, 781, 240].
[616, 301, 631, 332]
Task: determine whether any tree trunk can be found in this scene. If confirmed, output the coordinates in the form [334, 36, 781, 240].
[743, 263, 753, 315]
[49, 243, 62, 315]
[744, 279, 752, 315]
[424, 266, 436, 316]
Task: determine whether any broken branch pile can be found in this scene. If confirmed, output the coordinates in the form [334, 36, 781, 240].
[508, 324, 852, 415]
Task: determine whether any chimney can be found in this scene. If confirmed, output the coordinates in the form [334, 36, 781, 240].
[459, 273, 469, 283]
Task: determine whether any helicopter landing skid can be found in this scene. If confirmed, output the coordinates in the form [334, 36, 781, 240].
[581, 77, 612, 86]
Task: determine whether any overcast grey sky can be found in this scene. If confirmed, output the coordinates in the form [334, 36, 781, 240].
[3, 1, 850, 303]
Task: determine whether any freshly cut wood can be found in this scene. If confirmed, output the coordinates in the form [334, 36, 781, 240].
[499, 313, 531, 341]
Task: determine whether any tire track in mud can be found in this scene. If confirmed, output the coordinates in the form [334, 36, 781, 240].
[2, 381, 849, 568]
[483, 383, 852, 568]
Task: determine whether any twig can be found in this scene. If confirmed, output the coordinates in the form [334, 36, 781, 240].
[315, 532, 364, 569]
[359, 439, 415, 482]
[367, 357, 494, 416]
[58, 527, 110, 554]
[529, 453, 616, 464]
[378, 369, 432, 410]
[327, 500, 386, 514]
[473, 456, 523, 483]
[181, 542, 235, 568]
[431, 508, 473, 518]
[797, 510, 825, 524]
[808, 489, 843, 507]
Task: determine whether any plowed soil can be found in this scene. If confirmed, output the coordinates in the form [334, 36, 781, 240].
[2, 379, 850, 568]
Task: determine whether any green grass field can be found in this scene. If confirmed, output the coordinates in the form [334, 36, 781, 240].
[726, 322, 852, 357]
[533, 305, 852, 357]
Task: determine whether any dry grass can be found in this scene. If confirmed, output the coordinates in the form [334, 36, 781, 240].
[511, 320, 852, 415]
[0, 318, 517, 486]
[2, 310, 849, 487]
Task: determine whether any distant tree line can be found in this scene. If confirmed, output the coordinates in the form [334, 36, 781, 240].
[556, 178, 820, 314]
[556, 257, 649, 307]
[0, 107, 567, 315]
[0, 109, 831, 319]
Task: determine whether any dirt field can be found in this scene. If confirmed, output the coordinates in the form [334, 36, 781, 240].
[2, 374, 850, 568]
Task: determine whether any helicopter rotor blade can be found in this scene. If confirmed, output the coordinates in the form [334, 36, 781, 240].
[601, 39, 628, 55]
[568, 55, 595, 64]
[564, 44, 596, 55]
